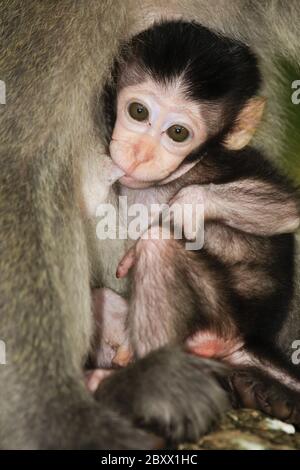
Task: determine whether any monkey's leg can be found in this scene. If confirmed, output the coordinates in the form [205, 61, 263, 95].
[90, 232, 234, 443]
[87, 315, 233, 446]
[114, 234, 299, 436]
[127, 233, 237, 357]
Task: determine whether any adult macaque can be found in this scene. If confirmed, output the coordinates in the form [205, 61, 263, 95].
[2, 0, 300, 449]
[87, 21, 300, 430]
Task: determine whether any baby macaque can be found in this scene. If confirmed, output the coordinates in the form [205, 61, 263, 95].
[87, 21, 300, 425]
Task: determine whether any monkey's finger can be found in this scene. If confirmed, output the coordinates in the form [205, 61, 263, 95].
[85, 369, 115, 393]
[116, 247, 136, 278]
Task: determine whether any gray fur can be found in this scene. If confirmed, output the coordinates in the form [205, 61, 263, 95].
[1, 0, 300, 449]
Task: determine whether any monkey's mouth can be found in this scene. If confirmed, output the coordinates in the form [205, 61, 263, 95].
[119, 174, 154, 189]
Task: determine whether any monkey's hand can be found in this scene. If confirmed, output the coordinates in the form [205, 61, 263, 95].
[94, 347, 230, 444]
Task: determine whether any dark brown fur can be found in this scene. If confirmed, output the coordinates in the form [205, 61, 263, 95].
[1, 0, 300, 449]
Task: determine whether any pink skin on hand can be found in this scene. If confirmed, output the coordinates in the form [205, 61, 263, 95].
[85, 369, 115, 393]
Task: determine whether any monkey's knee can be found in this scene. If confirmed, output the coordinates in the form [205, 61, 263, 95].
[136, 226, 180, 263]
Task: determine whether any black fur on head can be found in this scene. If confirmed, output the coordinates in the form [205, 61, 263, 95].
[128, 21, 261, 102]
[102, 20, 262, 145]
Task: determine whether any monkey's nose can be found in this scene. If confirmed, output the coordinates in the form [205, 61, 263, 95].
[125, 151, 152, 175]
[135, 151, 152, 164]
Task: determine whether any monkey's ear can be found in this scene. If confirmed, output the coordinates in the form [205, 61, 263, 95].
[224, 97, 266, 150]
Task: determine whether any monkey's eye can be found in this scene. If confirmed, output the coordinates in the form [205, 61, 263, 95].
[167, 125, 190, 142]
[128, 102, 149, 122]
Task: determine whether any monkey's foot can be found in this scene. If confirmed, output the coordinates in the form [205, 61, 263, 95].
[230, 370, 300, 427]
[112, 343, 134, 367]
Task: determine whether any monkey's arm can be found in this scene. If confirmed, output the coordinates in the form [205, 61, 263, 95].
[170, 180, 299, 238]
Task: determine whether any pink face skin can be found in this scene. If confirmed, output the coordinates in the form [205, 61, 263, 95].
[110, 79, 207, 189]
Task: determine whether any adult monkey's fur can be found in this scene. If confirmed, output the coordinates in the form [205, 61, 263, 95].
[0, 0, 299, 449]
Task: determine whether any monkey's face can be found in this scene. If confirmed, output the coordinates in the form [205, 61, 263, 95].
[110, 80, 207, 188]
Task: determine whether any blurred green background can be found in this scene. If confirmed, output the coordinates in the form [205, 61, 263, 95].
[279, 61, 300, 184]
